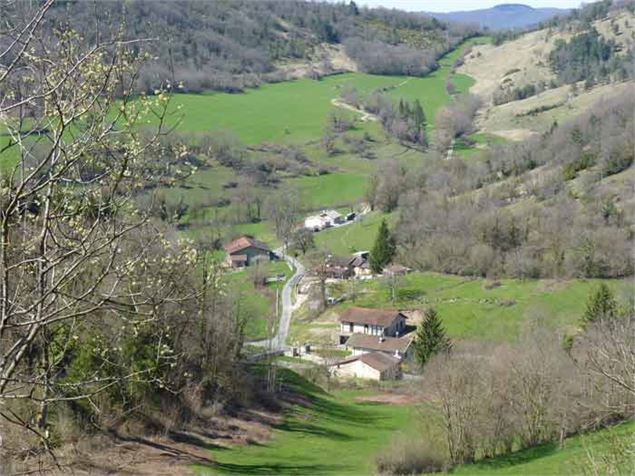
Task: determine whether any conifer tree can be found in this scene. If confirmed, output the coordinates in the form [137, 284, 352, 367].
[413, 99, 426, 128]
[582, 283, 617, 326]
[369, 219, 396, 273]
[413, 308, 451, 369]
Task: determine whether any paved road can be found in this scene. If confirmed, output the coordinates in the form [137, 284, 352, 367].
[252, 250, 305, 351]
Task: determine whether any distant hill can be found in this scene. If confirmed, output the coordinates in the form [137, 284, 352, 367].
[42, 0, 476, 94]
[426, 4, 570, 30]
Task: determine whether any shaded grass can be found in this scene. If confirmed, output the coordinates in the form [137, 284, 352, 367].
[196, 370, 420, 475]
[452, 422, 634, 475]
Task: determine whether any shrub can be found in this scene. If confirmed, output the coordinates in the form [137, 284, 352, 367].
[376, 435, 448, 475]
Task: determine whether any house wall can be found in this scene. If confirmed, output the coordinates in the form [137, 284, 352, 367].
[384, 316, 406, 337]
[350, 345, 409, 360]
[231, 246, 270, 266]
[339, 322, 384, 335]
[339, 315, 406, 337]
[305, 217, 325, 230]
[333, 360, 381, 380]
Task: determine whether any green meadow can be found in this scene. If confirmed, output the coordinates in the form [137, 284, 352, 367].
[294, 272, 632, 343]
[167, 36, 489, 146]
[314, 211, 395, 255]
[453, 421, 634, 475]
[194, 368, 633, 476]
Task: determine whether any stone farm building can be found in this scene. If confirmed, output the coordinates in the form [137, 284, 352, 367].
[224, 236, 274, 268]
[331, 352, 401, 381]
[338, 307, 407, 344]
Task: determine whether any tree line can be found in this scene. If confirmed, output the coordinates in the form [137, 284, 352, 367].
[378, 284, 634, 474]
[37, 0, 478, 94]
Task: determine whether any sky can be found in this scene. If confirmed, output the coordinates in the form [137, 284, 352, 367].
[345, 0, 584, 12]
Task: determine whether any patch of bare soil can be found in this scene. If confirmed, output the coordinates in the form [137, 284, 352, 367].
[355, 392, 423, 405]
[13, 409, 282, 475]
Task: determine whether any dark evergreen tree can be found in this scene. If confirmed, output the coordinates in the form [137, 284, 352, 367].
[413, 308, 451, 369]
[582, 283, 617, 325]
[369, 219, 396, 273]
[413, 99, 426, 128]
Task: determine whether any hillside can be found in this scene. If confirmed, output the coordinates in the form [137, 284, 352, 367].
[43, 0, 476, 93]
[457, 4, 635, 139]
[426, 3, 569, 30]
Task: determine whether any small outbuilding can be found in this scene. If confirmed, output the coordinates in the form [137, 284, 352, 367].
[331, 352, 401, 381]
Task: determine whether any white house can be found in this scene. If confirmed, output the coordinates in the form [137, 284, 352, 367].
[304, 210, 344, 231]
[330, 352, 401, 381]
[338, 307, 407, 344]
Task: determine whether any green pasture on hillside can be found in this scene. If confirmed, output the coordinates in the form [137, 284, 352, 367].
[298, 273, 632, 343]
[164, 37, 490, 145]
[314, 211, 396, 256]
[194, 368, 632, 475]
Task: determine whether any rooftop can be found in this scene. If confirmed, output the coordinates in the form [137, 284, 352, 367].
[338, 307, 404, 327]
[224, 236, 271, 255]
[345, 333, 412, 353]
[335, 351, 401, 372]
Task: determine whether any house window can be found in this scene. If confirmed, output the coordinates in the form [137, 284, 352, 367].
[364, 324, 369, 333]
[349, 323, 354, 333]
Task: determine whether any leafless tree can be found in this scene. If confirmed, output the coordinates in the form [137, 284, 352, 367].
[0, 1, 197, 453]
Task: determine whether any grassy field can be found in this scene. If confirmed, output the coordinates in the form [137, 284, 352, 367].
[166, 37, 489, 146]
[224, 260, 294, 340]
[314, 211, 395, 256]
[153, 38, 492, 245]
[291, 272, 632, 344]
[196, 371, 420, 475]
[193, 368, 633, 476]
[453, 422, 634, 475]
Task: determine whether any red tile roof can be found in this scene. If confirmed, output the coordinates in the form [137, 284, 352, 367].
[338, 307, 404, 327]
[224, 236, 271, 255]
[345, 333, 412, 353]
[334, 352, 401, 372]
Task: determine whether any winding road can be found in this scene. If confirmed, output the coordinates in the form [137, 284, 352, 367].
[253, 250, 305, 351]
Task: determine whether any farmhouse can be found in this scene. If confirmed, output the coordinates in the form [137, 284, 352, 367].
[349, 251, 371, 278]
[304, 209, 343, 231]
[224, 236, 274, 268]
[325, 255, 354, 280]
[338, 307, 407, 344]
[330, 352, 401, 381]
[345, 333, 413, 359]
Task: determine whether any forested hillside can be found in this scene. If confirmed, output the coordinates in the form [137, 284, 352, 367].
[43, 0, 477, 92]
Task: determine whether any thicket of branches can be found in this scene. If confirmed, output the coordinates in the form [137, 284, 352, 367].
[0, 3, 264, 470]
[378, 306, 635, 474]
